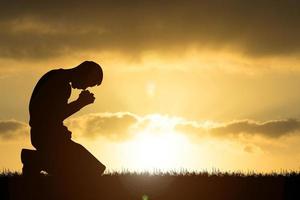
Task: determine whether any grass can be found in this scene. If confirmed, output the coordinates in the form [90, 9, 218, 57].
[105, 169, 300, 178]
[1, 170, 300, 200]
[3, 168, 300, 177]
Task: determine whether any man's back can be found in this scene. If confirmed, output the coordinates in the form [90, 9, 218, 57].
[29, 69, 71, 149]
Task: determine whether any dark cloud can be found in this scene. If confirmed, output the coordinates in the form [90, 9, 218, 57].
[0, 119, 28, 139]
[66, 112, 139, 140]
[0, 0, 299, 59]
[211, 119, 300, 138]
[175, 118, 300, 138]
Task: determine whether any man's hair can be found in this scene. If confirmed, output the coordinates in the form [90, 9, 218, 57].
[76, 61, 103, 85]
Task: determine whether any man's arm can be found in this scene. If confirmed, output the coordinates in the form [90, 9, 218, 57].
[62, 90, 95, 120]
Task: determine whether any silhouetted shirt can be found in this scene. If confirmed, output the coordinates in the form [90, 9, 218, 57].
[29, 69, 71, 149]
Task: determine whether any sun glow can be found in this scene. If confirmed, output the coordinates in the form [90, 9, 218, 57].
[122, 115, 190, 171]
[126, 131, 189, 171]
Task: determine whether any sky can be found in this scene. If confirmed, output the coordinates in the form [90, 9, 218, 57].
[1, 0, 300, 173]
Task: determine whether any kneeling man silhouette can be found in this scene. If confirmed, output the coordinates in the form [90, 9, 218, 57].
[21, 61, 106, 178]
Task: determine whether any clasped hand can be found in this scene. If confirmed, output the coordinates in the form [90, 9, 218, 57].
[78, 90, 95, 106]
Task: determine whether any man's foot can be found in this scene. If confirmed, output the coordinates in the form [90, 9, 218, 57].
[21, 149, 42, 176]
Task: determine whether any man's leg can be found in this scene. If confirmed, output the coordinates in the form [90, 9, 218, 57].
[56, 140, 106, 178]
[36, 140, 105, 179]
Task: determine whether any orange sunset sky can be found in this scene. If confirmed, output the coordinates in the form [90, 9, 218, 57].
[1, 1, 300, 172]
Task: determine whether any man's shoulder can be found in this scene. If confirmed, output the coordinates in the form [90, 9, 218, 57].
[40, 68, 66, 82]
[44, 68, 64, 76]
[33, 69, 69, 93]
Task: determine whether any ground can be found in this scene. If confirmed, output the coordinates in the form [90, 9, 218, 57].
[1, 171, 300, 200]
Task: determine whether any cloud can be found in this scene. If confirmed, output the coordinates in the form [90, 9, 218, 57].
[66, 112, 300, 140]
[0, 113, 141, 141]
[175, 121, 208, 137]
[210, 119, 300, 138]
[1, 113, 300, 144]
[67, 113, 187, 140]
[66, 112, 140, 140]
[0, 1, 300, 59]
[0, 119, 28, 139]
[175, 118, 300, 139]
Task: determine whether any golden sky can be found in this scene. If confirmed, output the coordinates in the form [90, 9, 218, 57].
[1, 1, 300, 172]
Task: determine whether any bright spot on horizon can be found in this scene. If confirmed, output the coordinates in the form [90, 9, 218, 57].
[129, 131, 189, 171]
[120, 115, 190, 171]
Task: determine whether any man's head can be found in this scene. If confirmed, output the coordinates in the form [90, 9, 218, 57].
[71, 61, 103, 90]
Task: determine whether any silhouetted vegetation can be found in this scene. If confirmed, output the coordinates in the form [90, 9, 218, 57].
[1, 170, 299, 200]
